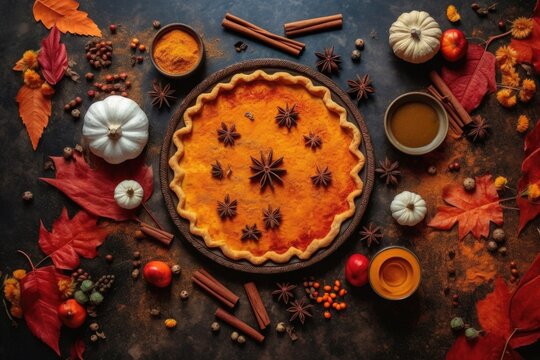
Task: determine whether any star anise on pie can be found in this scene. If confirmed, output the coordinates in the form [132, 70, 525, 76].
[287, 298, 314, 325]
[263, 205, 281, 229]
[217, 122, 240, 146]
[148, 81, 177, 109]
[467, 115, 490, 142]
[359, 222, 383, 248]
[303, 132, 322, 149]
[375, 157, 400, 186]
[217, 194, 237, 219]
[311, 165, 332, 187]
[241, 223, 262, 241]
[249, 149, 286, 191]
[275, 103, 299, 129]
[211, 160, 224, 180]
[272, 282, 296, 304]
[346, 74, 375, 102]
[315, 47, 341, 75]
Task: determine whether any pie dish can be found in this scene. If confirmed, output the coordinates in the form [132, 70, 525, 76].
[169, 70, 364, 264]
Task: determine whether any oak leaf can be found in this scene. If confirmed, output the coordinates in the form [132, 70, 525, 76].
[440, 44, 497, 112]
[38, 26, 68, 85]
[476, 278, 512, 339]
[39, 208, 111, 270]
[33, 0, 102, 37]
[510, 0, 540, 74]
[16, 85, 52, 150]
[428, 175, 503, 240]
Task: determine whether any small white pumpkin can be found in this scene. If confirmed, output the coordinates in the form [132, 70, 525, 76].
[390, 191, 427, 226]
[83, 95, 149, 164]
[114, 180, 144, 210]
[389, 10, 442, 64]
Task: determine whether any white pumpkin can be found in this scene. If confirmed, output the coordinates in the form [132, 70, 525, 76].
[390, 191, 427, 226]
[114, 180, 144, 210]
[389, 10, 442, 64]
[83, 95, 149, 164]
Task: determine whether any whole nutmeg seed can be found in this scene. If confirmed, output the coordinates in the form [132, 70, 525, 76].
[180, 290, 189, 300]
[211, 322, 220, 332]
[276, 322, 286, 333]
[427, 166, 437, 175]
[351, 49, 361, 62]
[230, 331, 239, 341]
[492, 228, 505, 242]
[171, 264, 182, 275]
[463, 178, 476, 192]
[90, 334, 98, 342]
[354, 38, 365, 49]
[63, 147, 74, 159]
[498, 246, 508, 255]
[237, 335, 246, 344]
[71, 109, 81, 118]
[89, 322, 99, 331]
[487, 240, 498, 252]
[22, 191, 34, 202]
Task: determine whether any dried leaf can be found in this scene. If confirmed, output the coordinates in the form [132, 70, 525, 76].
[441, 44, 497, 112]
[476, 278, 512, 339]
[38, 26, 68, 85]
[428, 175, 503, 239]
[39, 208, 111, 270]
[33, 0, 102, 37]
[40, 152, 153, 221]
[20, 266, 69, 356]
[16, 85, 52, 150]
[510, 1, 540, 74]
[69, 337, 85, 360]
[65, 58, 80, 82]
[446, 333, 522, 360]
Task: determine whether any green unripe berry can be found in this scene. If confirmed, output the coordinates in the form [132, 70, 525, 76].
[465, 327, 480, 341]
[450, 317, 465, 331]
[74, 290, 88, 304]
[89, 291, 104, 305]
[80, 279, 94, 293]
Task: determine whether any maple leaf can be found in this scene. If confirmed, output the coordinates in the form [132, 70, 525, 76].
[446, 333, 523, 360]
[476, 278, 512, 339]
[510, 0, 540, 74]
[428, 175, 503, 240]
[20, 265, 69, 356]
[33, 0, 102, 37]
[517, 120, 540, 233]
[440, 44, 497, 113]
[38, 26, 68, 85]
[70, 337, 85, 360]
[16, 85, 52, 150]
[40, 152, 153, 221]
[39, 208, 111, 270]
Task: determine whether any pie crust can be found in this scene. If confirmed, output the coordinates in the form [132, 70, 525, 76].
[169, 70, 364, 264]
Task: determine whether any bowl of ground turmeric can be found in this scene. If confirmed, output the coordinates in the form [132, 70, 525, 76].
[151, 23, 204, 78]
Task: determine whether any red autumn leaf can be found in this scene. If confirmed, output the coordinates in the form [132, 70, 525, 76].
[517, 119, 540, 232]
[33, 0, 102, 37]
[509, 253, 540, 348]
[446, 333, 522, 360]
[16, 85, 52, 150]
[440, 43, 497, 113]
[476, 278, 512, 339]
[38, 208, 111, 270]
[510, 0, 540, 74]
[428, 175, 503, 239]
[70, 337, 85, 360]
[20, 266, 69, 356]
[38, 26, 68, 85]
[40, 152, 153, 221]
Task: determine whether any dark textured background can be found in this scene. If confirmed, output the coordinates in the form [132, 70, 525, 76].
[1, 0, 539, 359]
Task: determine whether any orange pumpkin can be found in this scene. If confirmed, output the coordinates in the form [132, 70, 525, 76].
[58, 299, 86, 328]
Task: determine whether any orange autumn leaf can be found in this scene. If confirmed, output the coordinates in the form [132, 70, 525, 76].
[33, 0, 101, 37]
[476, 278, 512, 339]
[16, 85, 52, 150]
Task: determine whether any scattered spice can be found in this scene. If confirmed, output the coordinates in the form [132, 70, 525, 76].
[346, 74, 375, 102]
[263, 205, 281, 229]
[153, 29, 201, 74]
[375, 157, 400, 186]
[467, 115, 490, 142]
[315, 46, 341, 75]
[287, 298, 313, 325]
[234, 41, 248, 52]
[272, 283, 296, 304]
[286, 326, 298, 341]
[22, 191, 33, 202]
[211, 161, 224, 180]
[359, 222, 383, 248]
[351, 49, 361, 62]
[241, 224, 262, 241]
[217, 194, 238, 219]
[302, 278, 319, 300]
[244, 111, 254, 121]
[303, 132, 322, 149]
[217, 122, 241, 146]
[148, 81, 177, 109]
[84, 40, 113, 69]
[275, 103, 299, 129]
[249, 149, 286, 191]
[311, 165, 332, 187]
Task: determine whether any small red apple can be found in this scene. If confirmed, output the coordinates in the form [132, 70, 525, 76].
[345, 254, 369, 287]
[143, 261, 172, 287]
[440, 28, 468, 62]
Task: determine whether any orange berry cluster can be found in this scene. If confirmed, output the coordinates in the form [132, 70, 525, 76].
[3, 269, 26, 319]
[316, 280, 347, 319]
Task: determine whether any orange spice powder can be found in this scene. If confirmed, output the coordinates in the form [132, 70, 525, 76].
[153, 29, 200, 74]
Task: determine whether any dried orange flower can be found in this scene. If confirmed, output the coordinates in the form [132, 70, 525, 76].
[496, 89, 517, 108]
[501, 68, 521, 87]
[494, 176, 508, 190]
[58, 278, 75, 299]
[528, 183, 540, 200]
[40, 82, 55, 96]
[12, 269, 26, 280]
[519, 78, 536, 103]
[511, 17, 534, 39]
[516, 115, 530, 133]
[447, 5, 461, 23]
[23, 69, 43, 89]
[495, 46, 518, 71]
[16, 50, 39, 71]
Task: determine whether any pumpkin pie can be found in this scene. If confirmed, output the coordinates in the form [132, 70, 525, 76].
[169, 70, 364, 264]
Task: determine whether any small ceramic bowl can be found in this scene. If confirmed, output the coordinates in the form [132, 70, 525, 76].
[384, 92, 448, 155]
[150, 23, 205, 79]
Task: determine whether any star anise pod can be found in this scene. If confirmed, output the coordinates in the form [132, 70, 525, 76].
[211, 160, 224, 180]
[217, 194, 237, 219]
[347, 74, 375, 102]
[467, 115, 490, 142]
[375, 157, 400, 186]
[315, 47, 341, 75]
[263, 205, 281, 229]
[217, 122, 240, 146]
[249, 149, 286, 191]
[272, 282, 296, 304]
[287, 298, 314, 325]
[311, 165, 332, 187]
[359, 222, 383, 248]
[303, 132, 322, 149]
[148, 81, 177, 109]
[275, 103, 299, 129]
[241, 223, 262, 241]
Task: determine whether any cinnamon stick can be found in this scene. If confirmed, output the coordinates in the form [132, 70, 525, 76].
[284, 14, 342, 31]
[285, 19, 343, 37]
[215, 308, 265, 343]
[427, 86, 463, 136]
[284, 14, 343, 37]
[244, 282, 270, 330]
[429, 71, 472, 125]
[192, 277, 234, 308]
[192, 269, 239, 308]
[139, 222, 174, 246]
[198, 269, 239, 304]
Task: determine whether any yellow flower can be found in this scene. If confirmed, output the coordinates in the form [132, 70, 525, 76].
[40, 82, 55, 96]
[22, 50, 38, 70]
[58, 279, 75, 299]
[516, 115, 530, 133]
[12, 269, 26, 280]
[511, 17, 534, 39]
[496, 89, 517, 108]
[3, 278, 18, 286]
[494, 176, 508, 190]
[501, 67, 521, 87]
[519, 78, 536, 103]
[528, 183, 540, 200]
[496, 46, 517, 70]
[3, 278, 21, 304]
[23, 69, 43, 89]
[447, 5, 461, 23]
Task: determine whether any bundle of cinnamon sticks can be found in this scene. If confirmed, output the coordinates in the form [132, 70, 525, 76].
[192, 269, 239, 309]
[284, 14, 343, 37]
